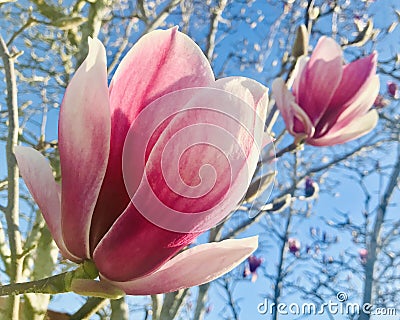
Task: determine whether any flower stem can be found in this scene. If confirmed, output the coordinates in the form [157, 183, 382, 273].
[0, 260, 98, 296]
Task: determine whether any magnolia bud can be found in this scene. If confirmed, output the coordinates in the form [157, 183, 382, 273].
[291, 25, 309, 58]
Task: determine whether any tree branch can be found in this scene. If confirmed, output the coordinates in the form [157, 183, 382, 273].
[205, 0, 227, 62]
[110, 297, 129, 320]
[142, 0, 182, 35]
[0, 33, 23, 320]
[70, 297, 108, 320]
[360, 145, 400, 320]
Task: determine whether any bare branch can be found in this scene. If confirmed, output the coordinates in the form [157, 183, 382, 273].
[0, 33, 23, 320]
[360, 146, 400, 320]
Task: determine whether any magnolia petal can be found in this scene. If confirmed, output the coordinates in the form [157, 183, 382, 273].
[308, 36, 343, 68]
[14, 146, 79, 262]
[296, 37, 343, 123]
[328, 75, 379, 134]
[59, 37, 111, 258]
[214, 76, 269, 121]
[93, 202, 199, 282]
[316, 53, 379, 135]
[272, 78, 314, 137]
[331, 53, 378, 114]
[95, 84, 264, 281]
[109, 27, 214, 119]
[103, 237, 258, 295]
[130, 87, 263, 232]
[335, 74, 379, 126]
[91, 27, 215, 249]
[308, 110, 378, 146]
[290, 56, 309, 93]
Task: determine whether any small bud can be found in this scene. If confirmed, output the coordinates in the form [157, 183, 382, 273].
[305, 177, 319, 199]
[291, 25, 309, 58]
[259, 194, 291, 213]
[288, 238, 301, 255]
[373, 94, 390, 109]
[206, 304, 213, 314]
[309, 7, 320, 20]
[245, 255, 263, 282]
[387, 81, 399, 98]
[359, 248, 368, 264]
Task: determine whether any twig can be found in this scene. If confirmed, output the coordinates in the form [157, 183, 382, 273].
[107, 17, 137, 75]
[159, 289, 188, 320]
[223, 141, 380, 241]
[110, 297, 129, 320]
[264, 141, 303, 163]
[142, 0, 182, 35]
[0, 260, 98, 296]
[0, 33, 23, 320]
[7, 17, 37, 46]
[205, 0, 227, 62]
[151, 295, 161, 320]
[75, 0, 110, 68]
[359, 145, 400, 320]
[193, 283, 210, 320]
[272, 152, 298, 320]
[70, 297, 108, 320]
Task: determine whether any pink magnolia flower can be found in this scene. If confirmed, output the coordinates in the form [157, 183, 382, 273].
[273, 36, 379, 146]
[15, 28, 269, 295]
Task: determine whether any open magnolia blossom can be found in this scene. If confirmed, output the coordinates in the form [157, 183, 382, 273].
[15, 28, 269, 295]
[273, 36, 379, 146]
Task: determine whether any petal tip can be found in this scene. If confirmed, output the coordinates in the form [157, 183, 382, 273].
[85, 37, 107, 71]
[240, 235, 259, 250]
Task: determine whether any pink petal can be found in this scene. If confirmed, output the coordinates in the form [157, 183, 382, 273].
[90, 27, 215, 249]
[332, 53, 378, 113]
[272, 78, 314, 137]
[307, 110, 378, 146]
[126, 87, 264, 233]
[214, 77, 268, 111]
[94, 83, 265, 281]
[315, 53, 379, 136]
[59, 38, 111, 258]
[102, 236, 258, 295]
[296, 37, 343, 123]
[14, 146, 79, 262]
[93, 203, 200, 282]
[317, 75, 379, 138]
[308, 37, 343, 69]
[290, 56, 309, 92]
